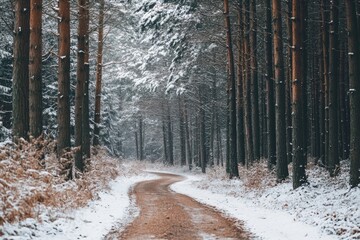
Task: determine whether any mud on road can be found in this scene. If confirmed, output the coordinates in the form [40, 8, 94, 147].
[111, 172, 250, 240]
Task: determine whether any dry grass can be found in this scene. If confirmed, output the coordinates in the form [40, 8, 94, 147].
[239, 161, 278, 191]
[0, 137, 121, 226]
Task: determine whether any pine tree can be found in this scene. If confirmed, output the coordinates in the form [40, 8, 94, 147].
[29, 0, 43, 138]
[57, 0, 71, 157]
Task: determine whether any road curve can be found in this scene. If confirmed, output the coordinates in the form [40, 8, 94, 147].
[118, 172, 250, 240]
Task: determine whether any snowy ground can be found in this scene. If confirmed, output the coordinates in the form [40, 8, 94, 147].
[1, 171, 156, 240]
[2, 160, 359, 240]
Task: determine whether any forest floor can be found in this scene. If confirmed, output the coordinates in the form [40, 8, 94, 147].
[1, 143, 359, 240]
[110, 172, 250, 240]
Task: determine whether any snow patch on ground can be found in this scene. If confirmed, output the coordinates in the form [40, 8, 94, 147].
[172, 175, 337, 240]
[166, 162, 360, 240]
[1, 172, 157, 240]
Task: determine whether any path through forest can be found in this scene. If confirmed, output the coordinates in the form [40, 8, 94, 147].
[115, 172, 250, 240]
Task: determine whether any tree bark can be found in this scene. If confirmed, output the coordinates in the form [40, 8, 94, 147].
[75, 0, 89, 172]
[12, 0, 30, 141]
[237, 1, 245, 166]
[224, 0, 239, 178]
[93, 0, 105, 146]
[300, 1, 308, 165]
[272, 0, 288, 181]
[328, 0, 340, 176]
[199, 87, 207, 173]
[243, 0, 254, 167]
[139, 115, 144, 160]
[184, 99, 193, 169]
[266, 0, 276, 170]
[135, 130, 139, 159]
[167, 103, 174, 165]
[286, 0, 293, 164]
[345, 0, 360, 187]
[179, 96, 186, 166]
[82, 1, 90, 159]
[29, 0, 43, 138]
[57, 0, 71, 157]
[321, 0, 330, 166]
[291, 0, 307, 189]
[249, 0, 260, 161]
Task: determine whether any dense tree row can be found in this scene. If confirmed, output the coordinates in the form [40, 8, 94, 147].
[0, 0, 359, 188]
[131, 0, 360, 189]
[221, 0, 360, 188]
[0, 0, 111, 177]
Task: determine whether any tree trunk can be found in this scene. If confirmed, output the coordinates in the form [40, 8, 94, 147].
[139, 115, 144, 160]
[345, 0, 360, 187]
[237, 1, 245, 166]
[321, 0, 330, 166]
[12, 0, 30, 141]
[300, 1, 308, 165]
[243, 0, 254, 167]
[272, 0, 288, 181]
[184, 99, 193, 170]
[249, 0, 260, 161]
[286, 0, 293, 164]
[135, 130, 139, 160]
[199, 87, 207, 173]
[75, 0, 89, 172]
[291, 0, 307, 189]
[224, 0, 239, 178]
[29, 0, 42, 138]
[266, 0, 276, 170]
[179, 96, 186, 166]
[162, 103, 168, 163]
[93, 0, 105, 146]
[57, 0, 71, 157]
[167, 103, 174, 165]
[328, 0, 340, 176]
[82, 1, 90, 159]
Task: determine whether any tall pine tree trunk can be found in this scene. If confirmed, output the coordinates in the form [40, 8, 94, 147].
[139, 115, 144, 160]
[237, 1, 245, 166]
[13, 0, 30, 141]
[300, 1, 308, 165]
[321, 0, 330, 166]
[224, 0, 239, 178]
[286, 0, 293, 164]
[82, 1, 90, 159]
[57, 0, 71, 157]
[75, 0, 89, 172]
[167, 103, 174, 165]
[249, 0, 260, 161]
[291, 0, 307, 189]
[345, 0, 360, 187]
[184, 99, 193, 169]
[29, 0, 43, 138]
[199, 86, 207, 173]
[243, 0, 254, 167]
[272, 0, 288, 181]
[266, 0, 276, 170]
[179, 96, 186, 166]
[328, 0, 340, 176]
[93, 0, 105, 146]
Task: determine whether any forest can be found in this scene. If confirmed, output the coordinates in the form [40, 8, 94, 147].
[0, 0, 360, 239]
[2, 0, 359, 187]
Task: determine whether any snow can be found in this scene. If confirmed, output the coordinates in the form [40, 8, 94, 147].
[2, 161, 359, 240]
[1, 172, 157, 240]
[172, 175, 337, 240]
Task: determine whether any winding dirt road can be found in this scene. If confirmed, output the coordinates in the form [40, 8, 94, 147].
[118, 172, 250, 240]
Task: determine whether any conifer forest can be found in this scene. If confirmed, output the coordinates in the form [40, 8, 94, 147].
[0, 0, 360, 239]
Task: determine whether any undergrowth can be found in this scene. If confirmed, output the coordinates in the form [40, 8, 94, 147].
[0, 136, 121, 228]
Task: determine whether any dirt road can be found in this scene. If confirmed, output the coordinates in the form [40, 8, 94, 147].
[117, 172, 250, 240]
